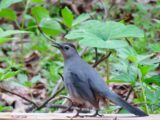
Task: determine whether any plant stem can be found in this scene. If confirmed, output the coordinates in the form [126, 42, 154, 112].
[139, 77, 149, 114]
[21, 0, 30, 29]
[106, 59, 109, 81]
[106, 51, 110, 83]
[20, 0, 30, 63]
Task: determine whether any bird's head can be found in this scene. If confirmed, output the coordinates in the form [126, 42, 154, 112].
[52, 42, 78, 59]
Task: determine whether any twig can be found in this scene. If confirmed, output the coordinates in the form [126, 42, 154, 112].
[79, 47, 88, 57]
[36, 95, 73, 113]
[99, 0, 115, 21]
[34, 86, 65, 111]
[57, 96, 73, 113]
[94, 48, 98, 64]
[125, 87, 133, 101]
[35, 18, 58, 46]
[117, 87, 133, 113]
[37, 24, 55, 42]
[58, 73, 64, 81]
[51, 80, 64, 97]
[93, 51, 112, 67]
[0, 87, 38, 108]
[106, 58, 110, 81]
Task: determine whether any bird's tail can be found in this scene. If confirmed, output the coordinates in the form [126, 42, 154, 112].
[104, 89, 148, 116]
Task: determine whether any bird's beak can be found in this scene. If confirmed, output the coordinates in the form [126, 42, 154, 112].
[52, 42, 63, 49]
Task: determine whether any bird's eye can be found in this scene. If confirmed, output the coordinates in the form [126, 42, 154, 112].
[64, 46, 69, 50]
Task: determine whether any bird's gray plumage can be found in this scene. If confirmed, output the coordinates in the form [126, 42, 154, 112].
[52, 42, 148, 116]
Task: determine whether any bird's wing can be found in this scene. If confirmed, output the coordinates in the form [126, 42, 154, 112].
[70, 71, 98, 108]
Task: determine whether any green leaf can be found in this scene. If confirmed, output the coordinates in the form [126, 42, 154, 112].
[0, 71, 19, 81]
[31, 0, 44, 3]
[79, 39, 128, 49]
[61, 7, 74, 28]
[144, 75, 160, 86]
[0, 104, 12, 111]
[0, 8, 17, 21]
[72, 13, 91, 26]
[0, 38, 12, 44]
[24, 81, 33, 88]
[65, 20, 144, 49]
[31, 6, 49, 23]
[17, 73, 28, 83]
[113, 25, 144, 38]
[109, 72, 136, 85]
[149, 43, 160, 52]
[30, 74, 40, 84]
[138, 65, 156, 76]
[0, 0, 23, 9]
[117, 47, 137, 59]
[0, 30, 30, 38]
[39, 18, 63, 36]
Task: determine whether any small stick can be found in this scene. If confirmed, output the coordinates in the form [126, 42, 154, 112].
[34, 86, 65, 111]
[94, 48, 98, 64]
[117, 87, 133, 113]
[93, 51, 112, 68]
[0, 87, 38, 108]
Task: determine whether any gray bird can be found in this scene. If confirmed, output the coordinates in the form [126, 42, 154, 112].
[52, 42, 148, 117]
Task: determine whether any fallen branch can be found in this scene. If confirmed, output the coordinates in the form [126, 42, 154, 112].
[0, 86, 38, 108]
[33, 86, 65, 111]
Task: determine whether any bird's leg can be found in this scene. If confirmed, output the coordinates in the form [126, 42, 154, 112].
[84, 110, 104, 117]
[68, 108, 84, 118]
[73, 108, 82, 117]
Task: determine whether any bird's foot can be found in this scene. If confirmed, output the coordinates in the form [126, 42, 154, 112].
[67, 109, 84, 118]
[84, 110, 104, 117]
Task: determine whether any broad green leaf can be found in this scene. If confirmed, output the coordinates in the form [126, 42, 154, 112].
[149, 43, 160, 52]
[0, 38, 12, 44]
[137, 54, 158, 64]
[31, 6, 49, 23]
[0, 30, 30, 38]
[31, 0, 44, 3]
[40, 18, 63, 36]
[61, 7, 74, 28]
[79, 39, 128, 49]
[144, 75, 160, 86]
[72, 13, 91, 26]
[145, 86, 157, 103]
[0, 0, 23, 9]
[138, 65, 156, 76]
[17, 73, 28, 83]
[0, 71, 19, 81]
[0, 104, 12, 111]
[117, 47, 137, 59]
[113, 25, 144, 38]
[30, 74, 41, 84]
[109, 72, 135, 84]
[65, 20, 144, 49]
[24, 81, 33, 88]
[0, 8, 16, 21]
